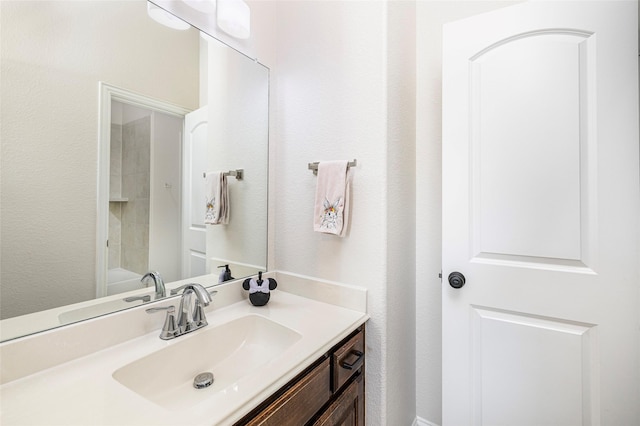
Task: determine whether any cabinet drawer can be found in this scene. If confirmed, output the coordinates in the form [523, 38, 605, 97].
[332, 329, 365, 392]
[313, 372, 364, 426]
[244, 358, 332, 426]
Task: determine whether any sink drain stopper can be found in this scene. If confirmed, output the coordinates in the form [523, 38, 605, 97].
[193, 372, 214, 389]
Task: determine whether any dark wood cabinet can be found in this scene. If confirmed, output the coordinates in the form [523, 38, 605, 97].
[312, 371, 364, 426]
[235, 326, 365, 426]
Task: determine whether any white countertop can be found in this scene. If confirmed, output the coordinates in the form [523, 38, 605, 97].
[0, 273, 368, 426]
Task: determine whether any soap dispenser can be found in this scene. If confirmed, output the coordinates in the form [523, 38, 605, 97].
[242, 271, 277, 306]
[217, 264, 234, 283]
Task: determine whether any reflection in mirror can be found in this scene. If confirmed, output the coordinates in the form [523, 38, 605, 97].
[97, 85, 194, 299]
[0, 1, 268, 342]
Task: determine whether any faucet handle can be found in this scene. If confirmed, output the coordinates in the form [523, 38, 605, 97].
[146, 306, 178, 340]
[192, 303, 208, 328]
[124, 295, 151, 303]
[192, 290, 217, 328]
[170, 284, 190, 296]
[146, 306, 175, 314]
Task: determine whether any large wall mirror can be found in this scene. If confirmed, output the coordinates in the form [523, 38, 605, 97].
[0, 1, 268, 341]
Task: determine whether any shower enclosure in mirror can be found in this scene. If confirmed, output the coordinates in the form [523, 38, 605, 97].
[99, 93, 188, 298]
[0, 1, 268, 341]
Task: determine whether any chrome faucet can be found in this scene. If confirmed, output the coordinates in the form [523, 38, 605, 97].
[176, 283, 213, 333]
[141, 271, 165, 299]
[146, 283, 215, 340]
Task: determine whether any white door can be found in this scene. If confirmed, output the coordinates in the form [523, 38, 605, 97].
[182, 106, 208, 278]
[442, 2, 639, 425]
[148, 111, 183, 282]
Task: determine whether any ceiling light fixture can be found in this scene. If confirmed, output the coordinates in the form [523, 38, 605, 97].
[183, 0, 217, 15]
[216, 0, 250, 39]
[147, 2, 191, 31]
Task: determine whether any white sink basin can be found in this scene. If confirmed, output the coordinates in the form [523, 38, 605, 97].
[112, 314, 302, 410]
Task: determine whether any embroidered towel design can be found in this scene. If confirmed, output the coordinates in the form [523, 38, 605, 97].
[313, 160, 351, 237]
[204, 172, 229, 225]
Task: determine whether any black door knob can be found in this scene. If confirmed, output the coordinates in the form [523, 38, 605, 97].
[448, 272, 466, 289]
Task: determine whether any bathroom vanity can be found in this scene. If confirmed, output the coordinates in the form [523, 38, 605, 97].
[0, 273, 368, 425]
[236, 326, 365, 425]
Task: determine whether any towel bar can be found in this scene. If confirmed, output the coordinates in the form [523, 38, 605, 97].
[202, 169, 244, 180]
[308, 159, 357, 175]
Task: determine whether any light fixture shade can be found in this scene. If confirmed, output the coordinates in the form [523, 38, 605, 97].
[147, 3, 191, 30]
[217, 0, 250, 39]
[183, 0, 216, 15]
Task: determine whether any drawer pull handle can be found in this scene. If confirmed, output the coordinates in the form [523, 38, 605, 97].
[340, 350, 364, 370]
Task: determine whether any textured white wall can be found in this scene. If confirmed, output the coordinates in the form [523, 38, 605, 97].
[0, 1, 199, 319]
[272, 1, 416, 424]
[386, 1, 417, 424]
[272, 2, 387, 422]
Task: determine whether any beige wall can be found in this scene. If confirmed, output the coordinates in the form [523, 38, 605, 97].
[0, 1, 199, 318]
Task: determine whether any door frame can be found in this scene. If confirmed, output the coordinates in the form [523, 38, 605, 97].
[96, 82, 191, 298]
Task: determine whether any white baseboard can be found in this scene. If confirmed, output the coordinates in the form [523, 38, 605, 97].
[413, 417, 440, 426]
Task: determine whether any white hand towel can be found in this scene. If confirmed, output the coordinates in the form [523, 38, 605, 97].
[313, 160, 352, 237]
[204, 172, 229, 225]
